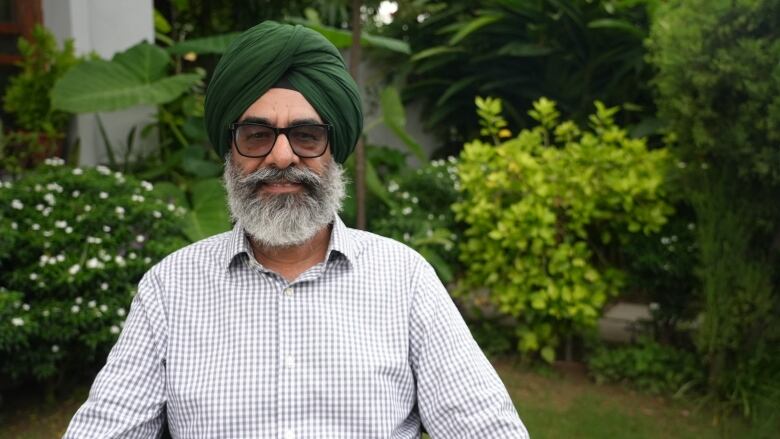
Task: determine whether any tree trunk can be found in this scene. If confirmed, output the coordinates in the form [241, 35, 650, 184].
[349, 0, 366, 230]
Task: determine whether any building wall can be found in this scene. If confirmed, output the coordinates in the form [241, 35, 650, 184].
[42, 0, 155, 166]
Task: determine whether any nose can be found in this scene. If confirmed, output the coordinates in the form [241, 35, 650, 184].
[264, 133, 299, 169]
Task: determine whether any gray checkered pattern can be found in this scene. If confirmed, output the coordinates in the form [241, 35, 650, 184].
[64, 217, 528, 438]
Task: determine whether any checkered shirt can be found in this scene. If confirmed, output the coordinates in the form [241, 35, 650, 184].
[64, 217, 528, 438]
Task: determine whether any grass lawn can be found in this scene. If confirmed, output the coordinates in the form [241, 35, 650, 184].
[0, 358, 758, 438]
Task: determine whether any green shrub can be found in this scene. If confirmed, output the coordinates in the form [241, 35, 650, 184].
[587, 338, 704, 395]
[0, 159, 187, 386]
[453, 97, 671, 362]
[648, 0, 780, 420]
[370, 157, 462, 283]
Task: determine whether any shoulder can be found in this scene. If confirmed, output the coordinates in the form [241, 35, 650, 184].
[347, 227, 427, 265]
[146, 230, 234, 278]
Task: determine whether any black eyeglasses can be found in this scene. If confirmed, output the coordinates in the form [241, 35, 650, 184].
[230, 122, 332, 158]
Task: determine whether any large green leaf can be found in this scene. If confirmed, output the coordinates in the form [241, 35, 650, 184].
[380, 87, 427, 163]
[448, 14, 505, 45]
[167, 32, 242, 55]
[588, 18, 645, 39]
[287, 19, 410, 54]
[51, 42, 201, 113]
[182, 178, 231, 241]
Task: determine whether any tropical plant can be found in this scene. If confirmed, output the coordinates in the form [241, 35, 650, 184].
[0, 158, 187, 388]
[453, 97, 671, 362]
[375, 0, 659, 154]
[648, 0, 780, 421]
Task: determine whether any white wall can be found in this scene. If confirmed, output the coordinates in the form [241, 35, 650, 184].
[42, 0, 155, 166]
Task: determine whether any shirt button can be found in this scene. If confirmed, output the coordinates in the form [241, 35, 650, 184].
[283, 287, 294, 297]
[284, 429, 295, 439]
[285, 355, 295, 369]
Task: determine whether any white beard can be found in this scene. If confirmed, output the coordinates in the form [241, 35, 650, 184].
[223, 157, 346, 248]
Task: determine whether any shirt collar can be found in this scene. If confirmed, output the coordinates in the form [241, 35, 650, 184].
[223, 216, 357, 273]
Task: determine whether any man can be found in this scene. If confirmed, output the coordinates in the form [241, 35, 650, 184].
[65, 21, 528, 438]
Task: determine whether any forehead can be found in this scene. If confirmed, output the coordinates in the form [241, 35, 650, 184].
[239, 88, 322, 123]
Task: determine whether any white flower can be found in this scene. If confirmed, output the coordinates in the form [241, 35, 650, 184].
[42, 207, 52, 217]
[72, 168, 83, 175]
[131, 194, 145, 203]
[10, 222, 17, 230]
[87, 300, 96, 308]
[55, 220, 68, 229]
[661, 236, 670, 245]
[114, 255, 126, 267]
[22, 303, 30, 311]
[401, 192, 409, 200]
[52, 345, 59, 353]
[87, 236, 102, 244]
[677, 161, 687, 169]
[152, 210, 162, 219]
[387, 181, 399, 193]
[96, 165, 111, 175]
[99, 191, 109, 199]
[46, 182, 63, 193]
[72, 190, 80, 198]
[71, 305, 80, 313]
[11, 199, 23, 210]
[43, 230, 54, 237]
[136, 235, 145, 243]
[99, 304, 108, 313]
[128, 252, 137, 260]
[649, 302, 660, 312]
[43, 193, 56, 205]
[68, 264, 81, 275]
[167, 203, 176, 212]
[42, 309, 50, 317]
[141, 180, 153, 191]
[65, 226, 73, 234]
[84, 204, 92, 212]
[115, 206, 125, 217]
[687, 223, 695, 230]
[29, 273, 38, 281]
[11, 317, 24, 326]
[56, 254, 65, 262]
[117, 307, 126, 317]
[401, 206, 412, 215]
[86, 258, 103, 269]
[44, 157, 65, 166]
[100, 282, 109, 291]
[403, 232, 411, 242]
[411, 196, 419, 204]
[143, 257, 152, 264]
[75, 296, 83, 304]
[110, 325, 120, 334]
[34, 184, 42, 192]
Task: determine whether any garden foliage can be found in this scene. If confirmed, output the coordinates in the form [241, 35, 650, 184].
[587, 338, 704, 395]
[370, 157, 462, 283]
[379, 0, 658, 152]
[649, 0, 780, 419]
[453, 97, 671, 362]
[0, 160, 187, 386]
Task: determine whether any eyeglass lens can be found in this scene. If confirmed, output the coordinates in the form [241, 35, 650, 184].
[235, 124, 328, 157]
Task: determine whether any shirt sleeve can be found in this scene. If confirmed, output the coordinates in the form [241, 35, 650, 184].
[64, 271, 168, 439]
[409, 258, 529, 438]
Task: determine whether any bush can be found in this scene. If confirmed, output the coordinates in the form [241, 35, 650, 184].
[453, 97, 671, 362]
[648, 0, 780, 419]
[370, 157, 463, 283]
[0, 159, 187, 386]
[587, 338, 704, 395]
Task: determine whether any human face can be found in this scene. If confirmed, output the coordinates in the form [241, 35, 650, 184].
[231, 88, 332, 194]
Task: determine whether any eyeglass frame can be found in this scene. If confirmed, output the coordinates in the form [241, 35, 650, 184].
[229, 121, 333, 158]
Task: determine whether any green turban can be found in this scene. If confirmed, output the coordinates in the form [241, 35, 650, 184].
[205, 21, 363, 164]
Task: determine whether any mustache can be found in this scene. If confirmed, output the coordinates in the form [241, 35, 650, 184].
[238, 166, 323, 190]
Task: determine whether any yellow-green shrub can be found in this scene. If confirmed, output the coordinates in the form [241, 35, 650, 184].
[453, 98, 672, 362]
